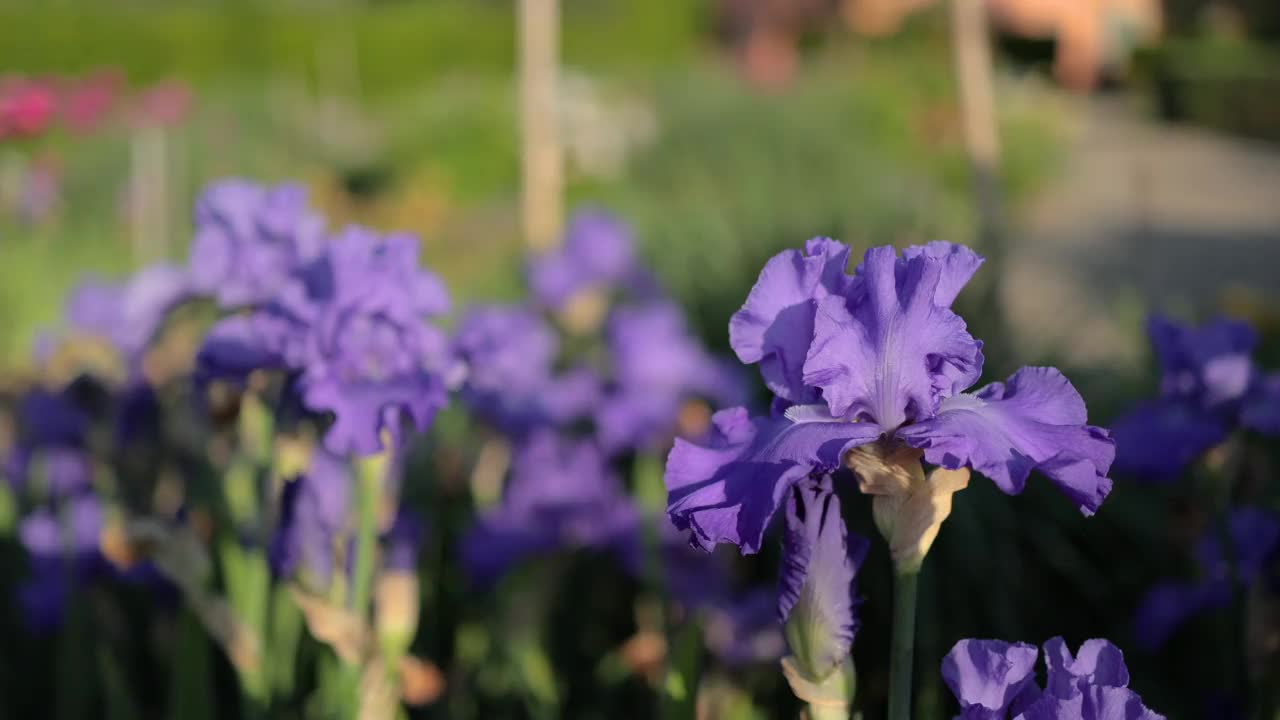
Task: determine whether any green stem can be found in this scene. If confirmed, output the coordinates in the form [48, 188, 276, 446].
[350, 459, 383, 621]
[343, 458, 384, 718]
[888, 571, 919, 720]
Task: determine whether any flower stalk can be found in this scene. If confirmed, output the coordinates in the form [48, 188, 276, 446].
[887, 570, 918, 720]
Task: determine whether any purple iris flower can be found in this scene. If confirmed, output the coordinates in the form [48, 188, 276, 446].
[527, 210, 656, 309]
[461, 430, 640, 586]
[4, 388, 90, 494]
[199, 227, 452, 456]
[17, 493, 106, 631]
[270, 450, 350, 586]
[596, 301, 745, 455]
[778, 474, 869, 678]
[666, 240, 1114, 555]
[702, 588, 788, 666]
[1111, 316, 1280, 479]
[1134, 506, 1280, 651]
[188, 180, 325, 309]
[382, 509, 426, 573]
[451, 304, 599, 433]
[943, 637, 1163, 720]
[45, 265, 191, 372]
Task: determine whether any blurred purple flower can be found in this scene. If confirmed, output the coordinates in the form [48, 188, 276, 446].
[19, 495, 103, 559]
[4, 388, 90, 494]
[188, 180, 325, 309]
[597, 301, 745, 455]
[382, 509, 426, 573]
[1134, 506, 1280, 651]
[287, 228, 451, 455]
[461, 431, 639, 586]
[48, 264, 191, 372]
[193, 313, 291, 389]
[17, 493, 106, 631]
[703, 588, 787, 666]
[527, 210, 655, 309]
[943, 637, 1163, 720]
[197, 226, 451, 455]
[270, 450, 350, 586]
[12, 386, 88, 449]
[452, 304, 598, 433]
[666, 241, 1114, 555]
[1111, 316, 1280, 479]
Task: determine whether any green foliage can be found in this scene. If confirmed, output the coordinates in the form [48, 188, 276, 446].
[1141, 39, 1280, 142]
[588, 50, 1061, 344]
[0, 0, 702, 97]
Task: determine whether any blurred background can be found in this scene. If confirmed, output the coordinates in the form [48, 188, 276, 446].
[0, 1, 1278, 718]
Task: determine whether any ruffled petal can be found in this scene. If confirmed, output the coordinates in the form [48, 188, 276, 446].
[665, 407, 880, 553]
[194, 315, 290, 387]
[1042, 637, 1130, 697]
[1016, 685, 1164, 720]
[777, 475, 869, 678]
[189, 180, 325, 309]
[901, 241, 984, 308]
[942, 639, 1040, 717]
[803, 246, 982, 429]
[304, 374, 447, 456]
[898, 367, 1115, 515]
[728, 238, 855, 403]
[1109, 399, 1227, 480]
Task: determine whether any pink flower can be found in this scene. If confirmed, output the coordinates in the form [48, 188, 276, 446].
[0, 76, 58, 140]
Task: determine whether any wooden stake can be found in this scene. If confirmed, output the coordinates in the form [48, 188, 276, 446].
[949, 0, 1012, 348]
[519, 0, 563, 253]
[950, 0, 1003, 253]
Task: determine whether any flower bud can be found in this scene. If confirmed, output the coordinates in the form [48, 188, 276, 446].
[375, 570, 420, 663]
[778, 476, 867, 712]
[781, 655, 857, 720]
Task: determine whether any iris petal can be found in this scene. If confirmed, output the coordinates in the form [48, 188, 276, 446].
[897, 367, 1115, 515]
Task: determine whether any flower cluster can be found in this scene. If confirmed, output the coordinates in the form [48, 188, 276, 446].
[195, 184, 453, 456]
[1111, 315, 1280, 479]
[1, 72, 188, 142]
[455, 210, 786, 672]
[943, 637, 1164, 719]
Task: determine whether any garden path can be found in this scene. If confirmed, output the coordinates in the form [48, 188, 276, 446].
[1005, 95, 1280, 368]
